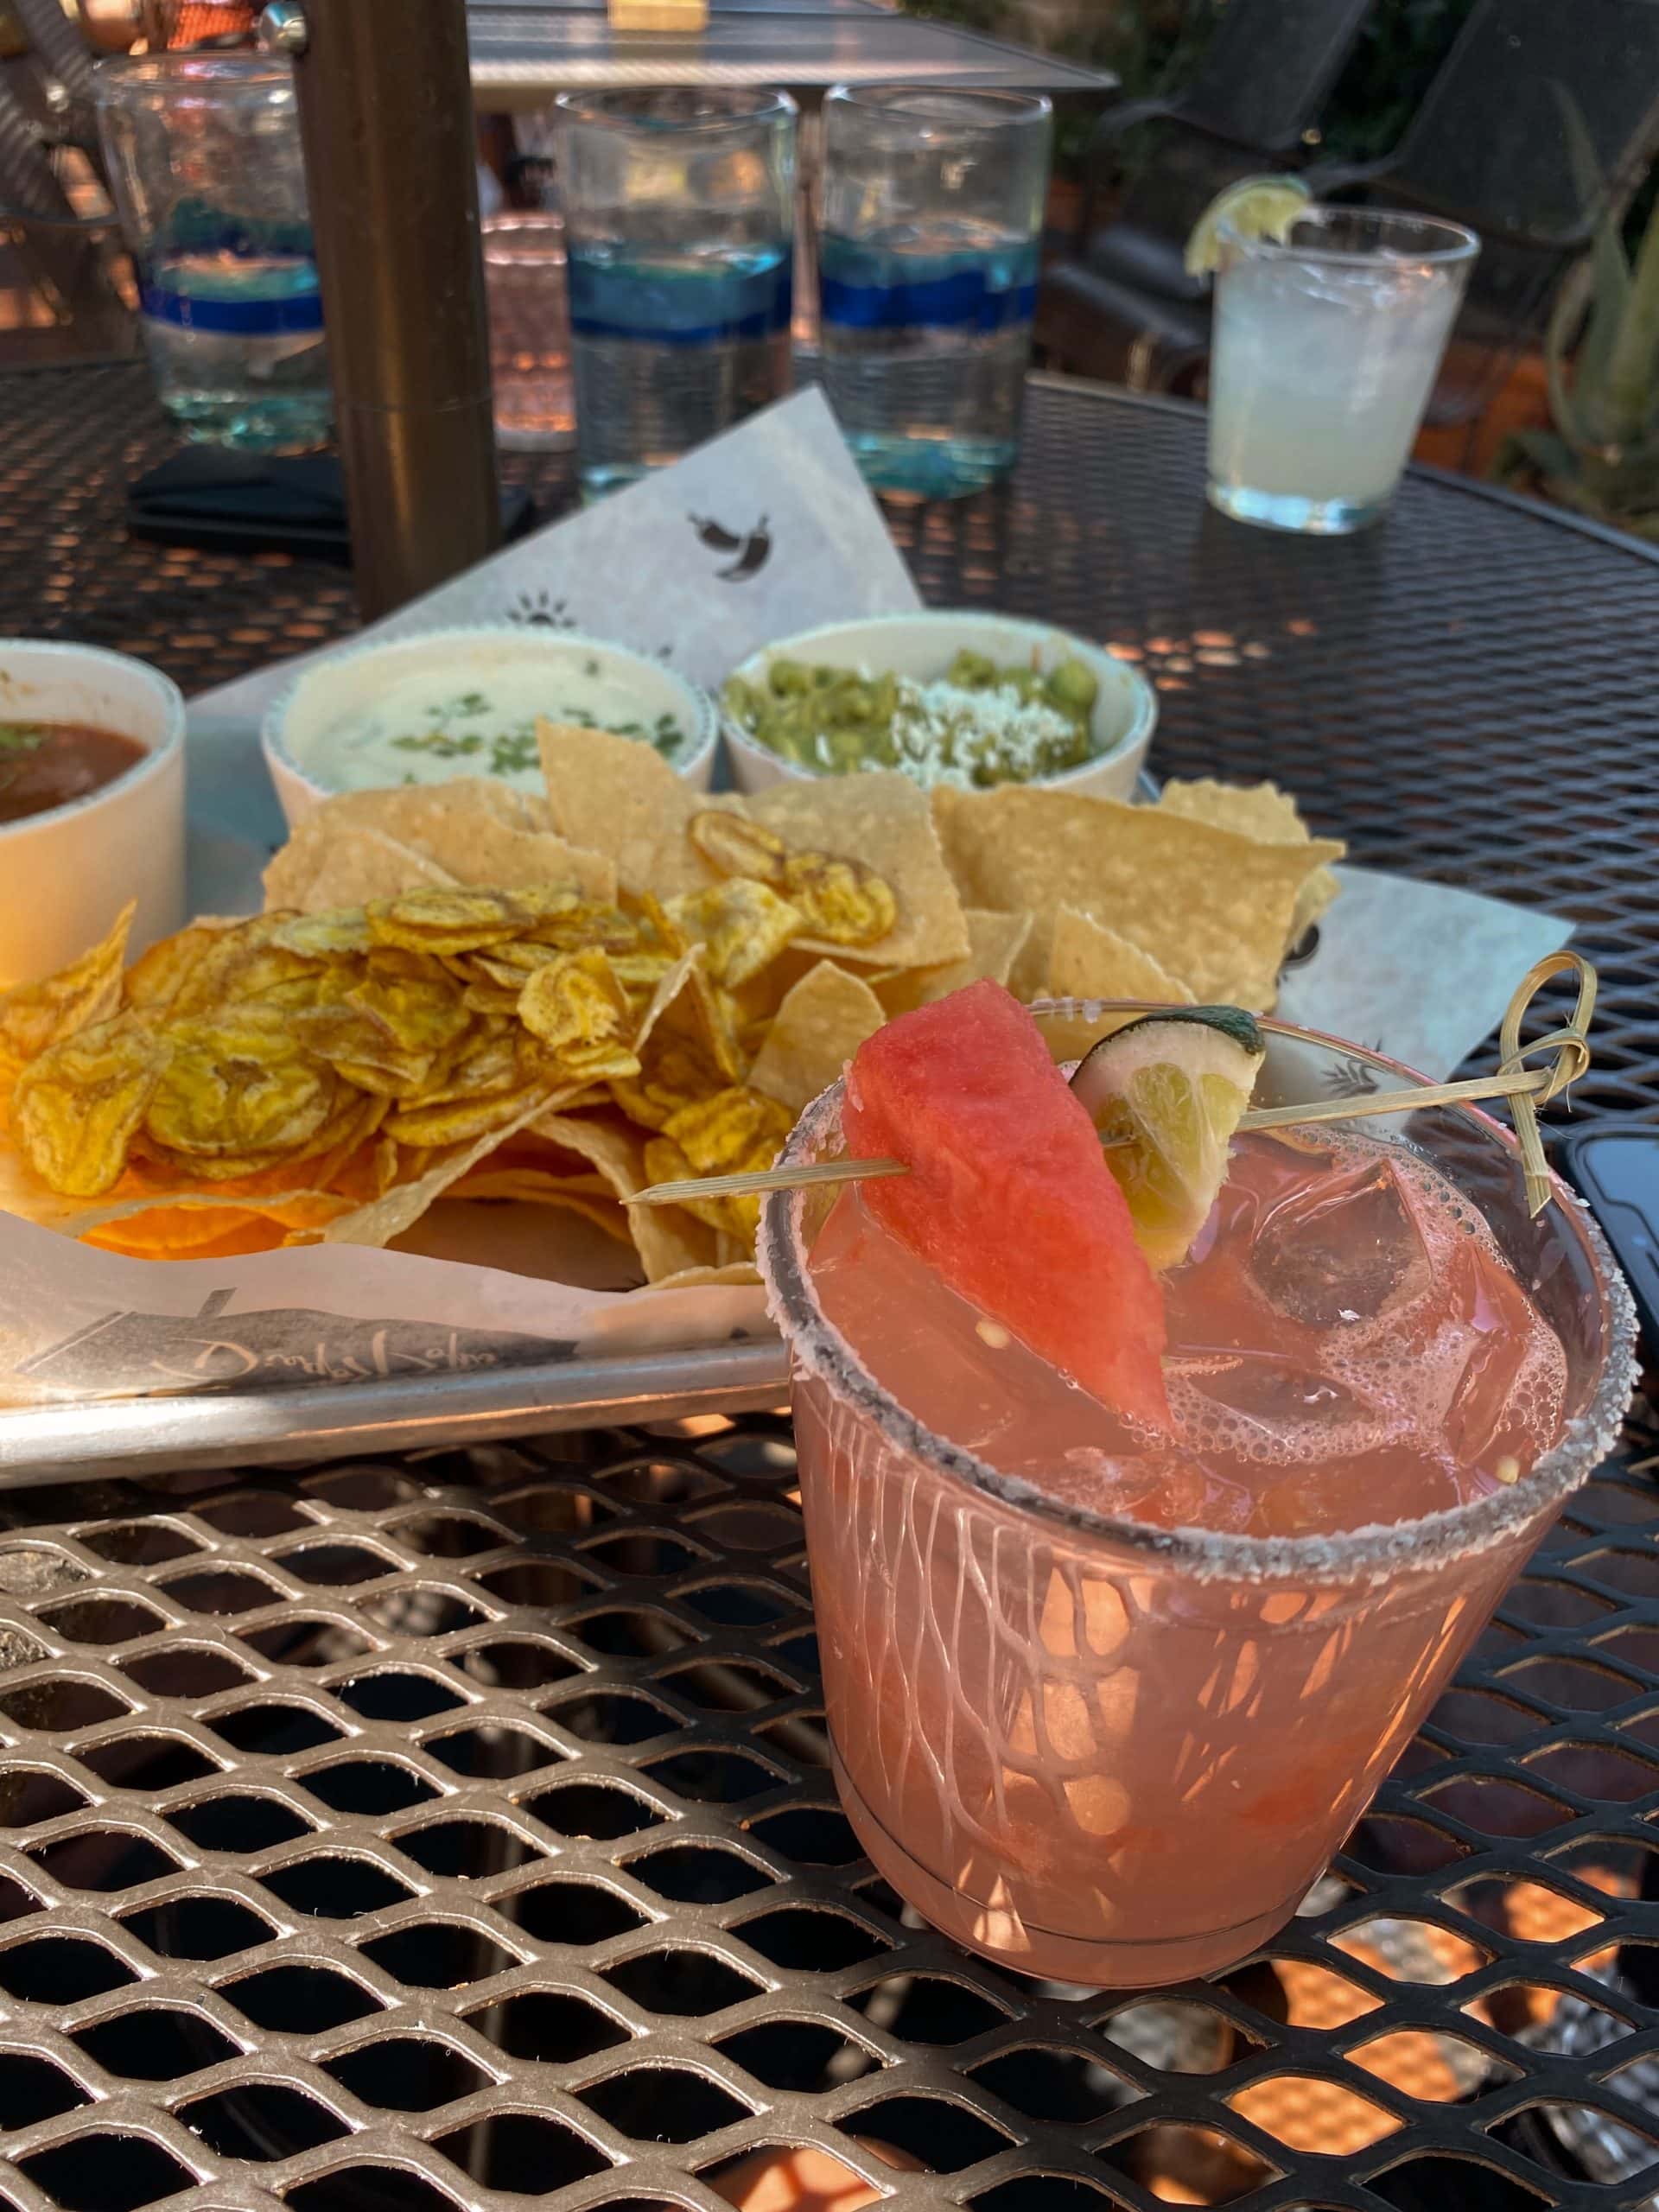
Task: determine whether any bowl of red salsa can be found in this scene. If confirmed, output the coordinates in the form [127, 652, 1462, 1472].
[0, 640, 186, 987]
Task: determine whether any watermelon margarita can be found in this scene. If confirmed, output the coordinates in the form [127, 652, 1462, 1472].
[758, 990, 1636, 1986]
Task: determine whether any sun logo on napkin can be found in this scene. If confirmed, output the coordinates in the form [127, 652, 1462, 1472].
[507, 589, 577, 629]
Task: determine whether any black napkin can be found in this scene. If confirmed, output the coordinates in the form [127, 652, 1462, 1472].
[127, 449, 533, 561]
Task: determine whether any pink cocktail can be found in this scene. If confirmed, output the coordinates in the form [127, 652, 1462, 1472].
[758, 1007, 1636, 1987]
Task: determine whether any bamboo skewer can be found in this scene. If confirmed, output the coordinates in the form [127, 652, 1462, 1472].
[630, 953, 1598, 1223]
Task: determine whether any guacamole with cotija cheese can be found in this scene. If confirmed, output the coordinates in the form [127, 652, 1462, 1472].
[722, 649, 1103, 789]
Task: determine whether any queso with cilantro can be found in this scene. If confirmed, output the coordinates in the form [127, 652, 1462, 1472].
[302, 657, 695, 795]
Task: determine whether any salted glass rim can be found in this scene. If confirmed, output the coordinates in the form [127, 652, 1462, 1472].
[757, 1001, 1637, 1587]
[552, 86, 798, 133]
[1217, 203, 1480, 270]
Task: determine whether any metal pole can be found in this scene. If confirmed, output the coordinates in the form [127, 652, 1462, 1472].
[265, 0, 499, 620]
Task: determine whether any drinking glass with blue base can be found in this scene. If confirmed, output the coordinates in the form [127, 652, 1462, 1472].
[94, 54, 329, 453]
[553, 88, 797, 501]
[819, 85, 1052, 499]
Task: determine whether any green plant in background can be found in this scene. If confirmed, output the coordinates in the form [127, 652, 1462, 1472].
[1494, 99, 1659, 537]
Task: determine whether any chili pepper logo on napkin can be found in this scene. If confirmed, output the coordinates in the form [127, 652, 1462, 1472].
[689, 512, 772, 581]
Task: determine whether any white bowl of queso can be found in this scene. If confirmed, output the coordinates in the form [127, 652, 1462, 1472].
[0, 639, 186, 988]
[262, 626, 718, 823]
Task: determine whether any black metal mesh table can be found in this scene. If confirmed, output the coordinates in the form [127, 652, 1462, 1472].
[1, 361, 1658, 2212]
[3, 363, 1656, 1115]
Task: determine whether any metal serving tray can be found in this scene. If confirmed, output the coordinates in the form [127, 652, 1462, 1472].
[0, 733, 1152, 1489]
[0, 1336, 791, 1487]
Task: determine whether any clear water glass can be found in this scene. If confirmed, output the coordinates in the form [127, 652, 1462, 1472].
[819, 84, 1052, 499]
[552, 88, 797, 500]
[758, 1007, 1635, 1988]
[483, 212, 575, 452]
[1209, 206, 1478, 534]
[94, 54, 331, 453]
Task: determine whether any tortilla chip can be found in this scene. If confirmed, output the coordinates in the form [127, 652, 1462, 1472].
[741, 772, 969, 971]
[266, 785, 617, 913]
[91, 1218, 330, 1262]
[1159, 777, 1342, 941]
[530, 1108, 646, 1192]
[539, 721, 709, 901]
[747, 960, 887, 1116]
[1157, 776, 1306, 843]
[1028, 1005, 1142, 1065]
[457, 779, 552, 832]
[1046, 908, 1194, 1005]
[348, 797, 616, 904]
[643, 1261, 763, 1291]
[532, 1108, 719, 1282]
[538, 729, 968, 976]
[322, 1086, 568, 1245]
[632, 1203, 720, 1282]
[442, 1168, 635, 1243]
[73, 1190, 351, 1253]
[264, 823, 459, 914]
[873, 908, 1033, 1016]
[931, 785, 1344, 1009]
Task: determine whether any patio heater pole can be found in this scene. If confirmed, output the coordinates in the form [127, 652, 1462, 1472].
[259, 0, 500, 620]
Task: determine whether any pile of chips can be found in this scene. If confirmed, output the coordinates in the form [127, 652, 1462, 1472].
[0, 721, 1344, 1287]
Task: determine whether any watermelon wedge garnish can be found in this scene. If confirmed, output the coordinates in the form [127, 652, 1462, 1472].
[842, 980, 1170, 1428]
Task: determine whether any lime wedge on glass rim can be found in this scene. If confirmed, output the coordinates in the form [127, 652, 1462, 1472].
[1184, 175, 1313, 277]
[1071, 1007, 1266, 1270]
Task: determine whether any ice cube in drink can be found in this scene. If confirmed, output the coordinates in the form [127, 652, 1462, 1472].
[811, 1130, 1567, 1537]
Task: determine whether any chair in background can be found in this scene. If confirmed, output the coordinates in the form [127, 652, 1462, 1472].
[1308, 0, 1659, 432]
[1036, 0, 1376, 391]
[1039, 0, 1659, 413]
[0, 0, 134, 361]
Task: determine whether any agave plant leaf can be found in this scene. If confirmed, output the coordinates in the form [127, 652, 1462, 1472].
[1605, 199, 1659, 448]
[1551, 84, 1632, 444]
[1545, 258, 1593, 454]
[1584, 434, 1659, 517]
[1499, 426, 1581, 484]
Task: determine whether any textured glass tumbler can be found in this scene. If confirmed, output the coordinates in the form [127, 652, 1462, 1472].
[819, 84, 1052, 499]
[1208, 206, 1478, 534]
[553, 87, 797, 499]
[759, 1007, 1635, 1987]
[95, 54, 330, 452]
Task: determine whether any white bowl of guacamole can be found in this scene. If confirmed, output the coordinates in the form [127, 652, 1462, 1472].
[263, 626, 717, 824]
[720, 611, 1156, 798]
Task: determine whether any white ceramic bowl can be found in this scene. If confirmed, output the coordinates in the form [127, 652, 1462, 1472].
[720, 611, 1158, 798]
[0, 640, 186, 988]
[262, 625, 719, 825]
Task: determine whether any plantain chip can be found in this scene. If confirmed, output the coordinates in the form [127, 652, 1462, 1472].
[0, 900, 134, 1075]
[147, 1010, 336, 1159]
[13, 1016, 169, 1198]
[779, 852, 898, 948]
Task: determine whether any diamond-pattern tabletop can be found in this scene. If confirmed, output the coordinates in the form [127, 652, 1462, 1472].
[0, 364, 1656, 2209]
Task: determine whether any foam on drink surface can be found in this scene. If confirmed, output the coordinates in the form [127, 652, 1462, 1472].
[808, 1128, 1567, 1539]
